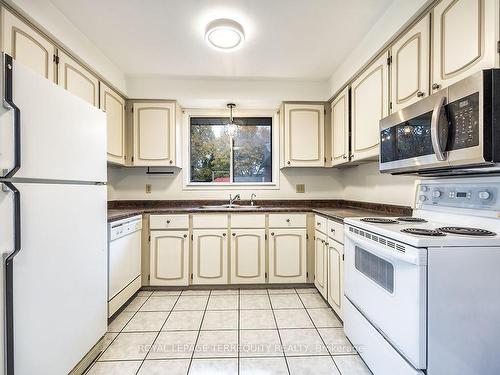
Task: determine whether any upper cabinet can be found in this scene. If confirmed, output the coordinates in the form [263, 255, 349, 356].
[132, 101, 180, 167]
[282, 103, 325, 167]
[351, 52, 389, 162]
[100, 83, 126, 165]
[1, 9, 56, 82]
[391, 14, 430, 111]
[330, 87, 350, 166]
[432, 0, 498, 91]
[57, 51, 99, 107]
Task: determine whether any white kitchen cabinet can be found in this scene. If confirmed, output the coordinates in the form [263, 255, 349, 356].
[100, 82, 126, 165]
[331, 87, 350, 166]
[192, 229, 228, 284]
[1, 8, 56, 82]
[314, 230, 328, 299]
[327, 240, 344, 319]
[432, 0, 498, 92]
[351, 52, 389, 162]
[282, 103, 325, 167]
[132, 101, 179, 166]
[57, 50, 99, 107]
[230, 229, 266, 284]
[268, 228, 307, 283]
[391, 14, 430, 111]
[150, 230, 189, 286]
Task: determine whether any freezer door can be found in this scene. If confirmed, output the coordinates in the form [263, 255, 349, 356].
[0, 55, 106, 182]
[0, 182, 107, 375]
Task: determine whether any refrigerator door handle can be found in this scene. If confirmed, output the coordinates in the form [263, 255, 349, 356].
[3, 181, 21, 375]
[2, 53, 21, 178]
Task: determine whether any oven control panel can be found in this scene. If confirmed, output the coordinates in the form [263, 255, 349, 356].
[416, 181, 499, 210]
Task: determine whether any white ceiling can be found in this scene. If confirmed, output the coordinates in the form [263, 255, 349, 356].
[50, 0, 394, 80]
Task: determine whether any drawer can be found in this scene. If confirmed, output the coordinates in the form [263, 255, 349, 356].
[327, 219, 344, 244]
[314, 215, 328, 234]
[150, 214, 189, 229]
[269, 213, 306, 228]
[192, 214, 228, 228]
[231, 214, 266, 228]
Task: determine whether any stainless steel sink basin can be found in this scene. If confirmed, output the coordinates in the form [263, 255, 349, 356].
[199, 204, 261, 209]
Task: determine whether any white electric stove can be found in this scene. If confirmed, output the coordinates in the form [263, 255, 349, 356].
[343, 177, 500, 375]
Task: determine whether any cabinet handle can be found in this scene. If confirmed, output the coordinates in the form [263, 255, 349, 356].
[166, 220, 171, 224]
[325, 242, 329, 246]
[317, 222, 321, 226]
[222, 233, 226, 237]
[183, 234, 187, 238]
[232, 233, 236, 236]
[286, 219, 290, 223]
[343, 155, 347, 160]
[271, 232, 275, 236]
[417, 91, 425, 98]
[169, 160, 173, 164]
[331, 228, 335, 233]
[432, 83, 441, 91]
[287, 161, 291, 165]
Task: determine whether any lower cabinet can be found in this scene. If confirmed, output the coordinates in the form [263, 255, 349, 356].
[268, 228, 307, 283]
[230, 229, 266, 284]
[314, 230, 328, 299]
[327, 240, 344, 319]
[192, 229, 228, 284]
[150, 230, 189, 286]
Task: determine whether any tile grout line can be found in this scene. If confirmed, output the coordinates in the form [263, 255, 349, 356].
[297, 291, 344, 375]
[186, 289, 212, 374]
[133, 291, 182, 375]
[266, 288, 292, 375]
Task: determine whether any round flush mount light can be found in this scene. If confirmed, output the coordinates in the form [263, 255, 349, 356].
[205, 18, 245, 51]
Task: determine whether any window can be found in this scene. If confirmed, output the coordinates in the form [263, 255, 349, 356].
[189, 117, 272, 184]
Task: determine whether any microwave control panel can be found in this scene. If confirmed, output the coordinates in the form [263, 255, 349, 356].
[446, 92, 480, 151]
[417, 182, 499, 210]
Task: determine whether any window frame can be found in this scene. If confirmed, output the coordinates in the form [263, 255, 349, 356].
[182, 108, 280, 190]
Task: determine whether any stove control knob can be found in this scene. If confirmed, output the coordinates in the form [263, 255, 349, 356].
[420, 185, 428, 192]
[478, 191, 491, 200]
[432, 190, 442, 198]
[419, 195, 427, 202]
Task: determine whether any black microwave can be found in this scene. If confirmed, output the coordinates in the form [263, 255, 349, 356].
[379, 69, 500, 175]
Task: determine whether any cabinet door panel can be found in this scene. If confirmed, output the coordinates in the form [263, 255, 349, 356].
[100, 83, 125, 164]
[351, 53, 389, 162]
[391, 14, 430, 111]
[150, 231, 189, 286]
[283, 104, 325, 167]
[133, 102, 176, 166]
[331, 87, 349, 166]
[58, 51, 99, 106]
[269, 228, 307, 283]
[314, 230, 327, 298]
[2, 9, 55, 81]
[230, 229, 265, 284]
[192, 230, 228, 284]
[328, 242, 344, 319]
[432, 0, 497, 90]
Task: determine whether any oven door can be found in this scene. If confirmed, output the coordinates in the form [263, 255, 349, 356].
[344, 227, 427, 369]
[380, 90, 450, 174]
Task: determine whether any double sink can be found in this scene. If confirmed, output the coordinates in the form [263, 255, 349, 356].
[199, 204, 261, 209]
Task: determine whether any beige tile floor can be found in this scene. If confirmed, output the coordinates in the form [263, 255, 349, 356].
[86, 287, 372, 375]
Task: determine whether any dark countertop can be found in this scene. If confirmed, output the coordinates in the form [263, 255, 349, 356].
[108, 200, 411, 223]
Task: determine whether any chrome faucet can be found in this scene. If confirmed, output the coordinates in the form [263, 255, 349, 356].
[229, 194, 240, 206]
[250, 193, 257, 206]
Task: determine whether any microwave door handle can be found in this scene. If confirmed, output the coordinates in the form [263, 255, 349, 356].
[431, 95, 447, 161]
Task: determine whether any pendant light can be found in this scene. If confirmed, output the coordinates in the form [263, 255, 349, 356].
[226, 103, 237, 137]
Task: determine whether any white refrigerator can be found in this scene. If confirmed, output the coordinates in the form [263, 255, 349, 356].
[0, 55, 108, 375]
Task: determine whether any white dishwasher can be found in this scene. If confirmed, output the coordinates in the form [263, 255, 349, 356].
[108, 215, 142, 317]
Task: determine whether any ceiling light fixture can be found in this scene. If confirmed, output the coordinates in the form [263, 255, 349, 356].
[205, 19, 245, 51]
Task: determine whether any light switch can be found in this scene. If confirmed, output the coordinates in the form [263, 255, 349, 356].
[145, 184, 152, 194]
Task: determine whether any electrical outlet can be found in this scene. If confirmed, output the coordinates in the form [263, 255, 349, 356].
[296, 184, 305, 193]
[145, 184, 152, 194]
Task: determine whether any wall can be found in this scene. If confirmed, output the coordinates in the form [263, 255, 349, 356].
[7, 0, 127, 93]
[340, 162, 417, 207]
[107, 166, 344, 201]
[126, 76, 330, 109]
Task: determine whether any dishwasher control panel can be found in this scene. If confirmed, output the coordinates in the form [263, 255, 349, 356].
[109, 216, 142, 241]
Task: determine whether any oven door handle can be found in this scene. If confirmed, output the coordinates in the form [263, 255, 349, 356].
[430, 95, 447, 161]
[345, 231, 423, 265]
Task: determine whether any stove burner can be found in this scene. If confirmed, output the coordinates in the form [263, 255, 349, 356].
[360, 218, 398, 224]
[397, 217, 427, 223]
[401, 228, 446, 236]
[437, 227, 496, 236]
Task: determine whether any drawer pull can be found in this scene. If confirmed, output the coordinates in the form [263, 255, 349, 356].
[232, 233, 236, 236]
[271, 232, 275, 236]
[222, 233, 226, 237]
[286, 219, 290, 223]
[317, 222, 321, 225]
[166, 220, 171, 224]
[183, 234, 187, 238]
[330, 228, 335, 233]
